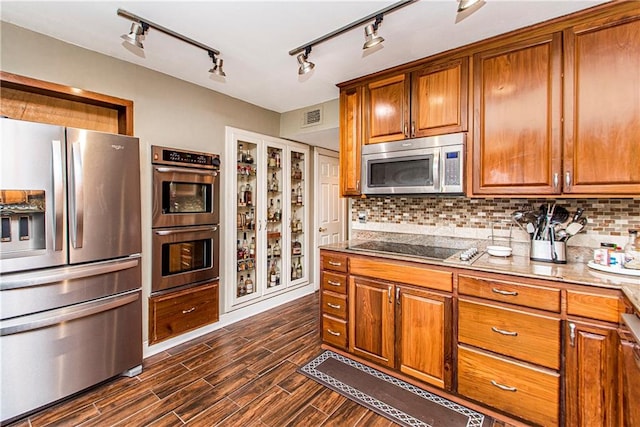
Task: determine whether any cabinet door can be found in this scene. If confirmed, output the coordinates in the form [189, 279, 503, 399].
[287, 145, 309, 288]
[563, 13, 640, 195]
[348, 276, 395, 367]
[472, 33, 562, 195]
[364, 74, 410, 144]
[565, 321, 619, 427]
[411, 58, 468, 138]
[339, 87, 362, 196]
[396, 286, 452, 390]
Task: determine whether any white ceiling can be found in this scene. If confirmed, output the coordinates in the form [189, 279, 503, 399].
[2, 1, 608, 116]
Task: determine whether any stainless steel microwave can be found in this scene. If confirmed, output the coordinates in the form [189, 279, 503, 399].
[361, 133, 466, 195]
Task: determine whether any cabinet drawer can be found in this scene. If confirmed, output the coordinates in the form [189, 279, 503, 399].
[321, 271, 347, 295]
[458, 275, 560, 312]
[458, 299, 560, 369]
[567, 289, 621, 323]
[322, 315, 347, 349]
[149, 281, 219, 345]
[321, 253, 348, 273]
[458, 345, 559, 427]
[322, 292, 347, 319]
[350, 257, 452, 292]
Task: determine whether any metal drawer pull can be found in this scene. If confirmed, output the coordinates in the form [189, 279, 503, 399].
[327, 303, 341, 309]
[327, 280, 341, 287]
[182, 307, 196, 314]
[328, 261, 342, 266]
[327, 329, 341, 336]
[492, 288, 518, 296]
[491, 380, 517, 392]
[491, 326, 518, 336]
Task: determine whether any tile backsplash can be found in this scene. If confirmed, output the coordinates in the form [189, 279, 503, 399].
[351, 197, 640, 260]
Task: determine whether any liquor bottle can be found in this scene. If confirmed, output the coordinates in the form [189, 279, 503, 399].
[238, 143, 245, 163]
[295, 259, 303, 279]
[272, 173, 279, 192]
[269, 262, 277, 287]
[268, 151, 276, 168]
[296, 183, 303, 205]
[274, 199, 281, 222]
[238, 275, 246, 296]
[275, 262, 280, 286]
[238, 184, 246, 206]
[245, 274, 254, 293]
[292, 239, 302, 255]
[267, 198, 274, 221]
[237, 239, 244, 260]
[249, 237, 256, 258]
[247, 209, 254, 230]
[267, 241, 272, 258]
[275, 151, 281, 168]
[273, 239, 281, 257]
[245, 148, 253, 164]
[245, 183, 252, 206]
[242, 233, 249, 259]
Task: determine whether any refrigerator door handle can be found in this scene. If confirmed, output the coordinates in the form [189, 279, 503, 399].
[0, 290, 139, 336]
[0, 255, 140, 291]
[70, 142, 84, 249]
[51, 139, 65, 251]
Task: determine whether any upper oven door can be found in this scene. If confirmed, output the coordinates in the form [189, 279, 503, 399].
[362, 147, 438, 195]
[152, 165, 219, 228]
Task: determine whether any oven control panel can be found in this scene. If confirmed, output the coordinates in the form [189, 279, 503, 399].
[152, 145, 220, 169]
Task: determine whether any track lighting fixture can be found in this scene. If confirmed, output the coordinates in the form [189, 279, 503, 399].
[456, 0, 486, 23]
[297, 47, 315, 75]
[208, 51, 226, 77]
[363, 15, 384, 50]
[117, 8, 225, 77]
[288, 0, 415, 75]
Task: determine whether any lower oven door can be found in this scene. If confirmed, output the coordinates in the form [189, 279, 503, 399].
[152, 225, 219, 292]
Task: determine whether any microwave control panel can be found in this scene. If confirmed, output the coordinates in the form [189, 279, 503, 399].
[444, 151, 461, 186]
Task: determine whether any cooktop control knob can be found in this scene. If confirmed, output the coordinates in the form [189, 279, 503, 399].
[460, 247, 479, 262]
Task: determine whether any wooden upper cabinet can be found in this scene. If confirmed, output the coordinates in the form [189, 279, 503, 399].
[411, 58, 468, 138]
[339, 86, 363, 196]
[472, 33, 563, 195]
[364, 73, 410, 144]
[563, 12, 640, 195]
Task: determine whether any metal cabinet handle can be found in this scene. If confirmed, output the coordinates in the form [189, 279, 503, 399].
[411, 121, 415, 137]
[328, 261, 342, 266]
[356, 180, 360, 191]
[182, 307, 196, 314]
[396, 287, 400, 305]
[388, 286, 393, 303]
[327, 280, 341, 287]
[327, 329, 341, 337]
[569, 322, 576, 347]
[553, 172, 559, 190]
[492, 288, 518, 296]
[491, 380, 517, 392]
[327, 303, 341, 309]
[491, 326, 518, 336]
[565, 171, 572, 190]
[404, 123, 408, 137]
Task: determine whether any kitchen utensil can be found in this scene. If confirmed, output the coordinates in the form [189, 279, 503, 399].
[566, 220, 585, 237]
[572, 208, 584, 223]
[551, 206, 570, 225]
[487, 245, 513, 257]
[526, 222, 536, 235]
[556, 229, 568, 241]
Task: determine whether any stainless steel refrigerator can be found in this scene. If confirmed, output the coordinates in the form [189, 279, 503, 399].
[0, 118, 143, 423]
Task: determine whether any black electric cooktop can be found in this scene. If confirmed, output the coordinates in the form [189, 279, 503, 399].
[348, 241, 460, 260]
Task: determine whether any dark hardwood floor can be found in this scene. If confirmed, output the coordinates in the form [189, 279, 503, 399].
[7, 292, 401, 427]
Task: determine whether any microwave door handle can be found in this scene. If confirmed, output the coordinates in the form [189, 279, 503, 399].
[70, 142, 84, 249]
[51, 139, 64, 251]
[432, 151, 441, 192]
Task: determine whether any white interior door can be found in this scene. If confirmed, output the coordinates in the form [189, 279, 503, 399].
[315, 151, 345, 290]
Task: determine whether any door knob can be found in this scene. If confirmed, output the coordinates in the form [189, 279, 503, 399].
[319, 227, 327, 232]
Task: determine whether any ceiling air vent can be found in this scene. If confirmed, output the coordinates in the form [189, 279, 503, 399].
[301, 106, 323, 128]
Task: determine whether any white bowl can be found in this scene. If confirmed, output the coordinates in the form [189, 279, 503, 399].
[487, 245, 513, 257]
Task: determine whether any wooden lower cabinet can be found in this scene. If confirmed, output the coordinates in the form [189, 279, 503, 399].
[149, 280, 219, 345]
[397, 285, 452, 389]
[565, 320, 619, 427]
[458, 345, 560, 426]
[348, 276, 395, 367]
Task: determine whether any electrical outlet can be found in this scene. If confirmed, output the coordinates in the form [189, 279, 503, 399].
[358, 211, 367, 223]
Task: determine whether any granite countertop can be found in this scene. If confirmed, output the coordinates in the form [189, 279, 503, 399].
[321, 240, 640, 312]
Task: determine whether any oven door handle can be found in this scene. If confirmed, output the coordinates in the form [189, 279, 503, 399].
[154, 166, 218, 177]
[154, 225, 218, 236]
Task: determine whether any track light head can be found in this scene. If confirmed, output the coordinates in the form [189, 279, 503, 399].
[208, 52, 226, 77]
[456, 0, 486, 22]
[297, 47, 315, 75]
[363, 15, 384, 50]
[121, 21, 147, 49]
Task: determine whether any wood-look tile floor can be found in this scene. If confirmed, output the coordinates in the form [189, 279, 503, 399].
[8, 292, 402, 427]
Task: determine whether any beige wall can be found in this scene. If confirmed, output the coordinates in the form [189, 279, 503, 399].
[1, 22, 282, 344]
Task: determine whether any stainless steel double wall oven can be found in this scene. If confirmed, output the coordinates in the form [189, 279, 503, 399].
[151, 146, 220, 293]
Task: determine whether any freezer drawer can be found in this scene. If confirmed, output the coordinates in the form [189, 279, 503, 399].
[0, 290, 142, 423]
[0, 255, 141, 319]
